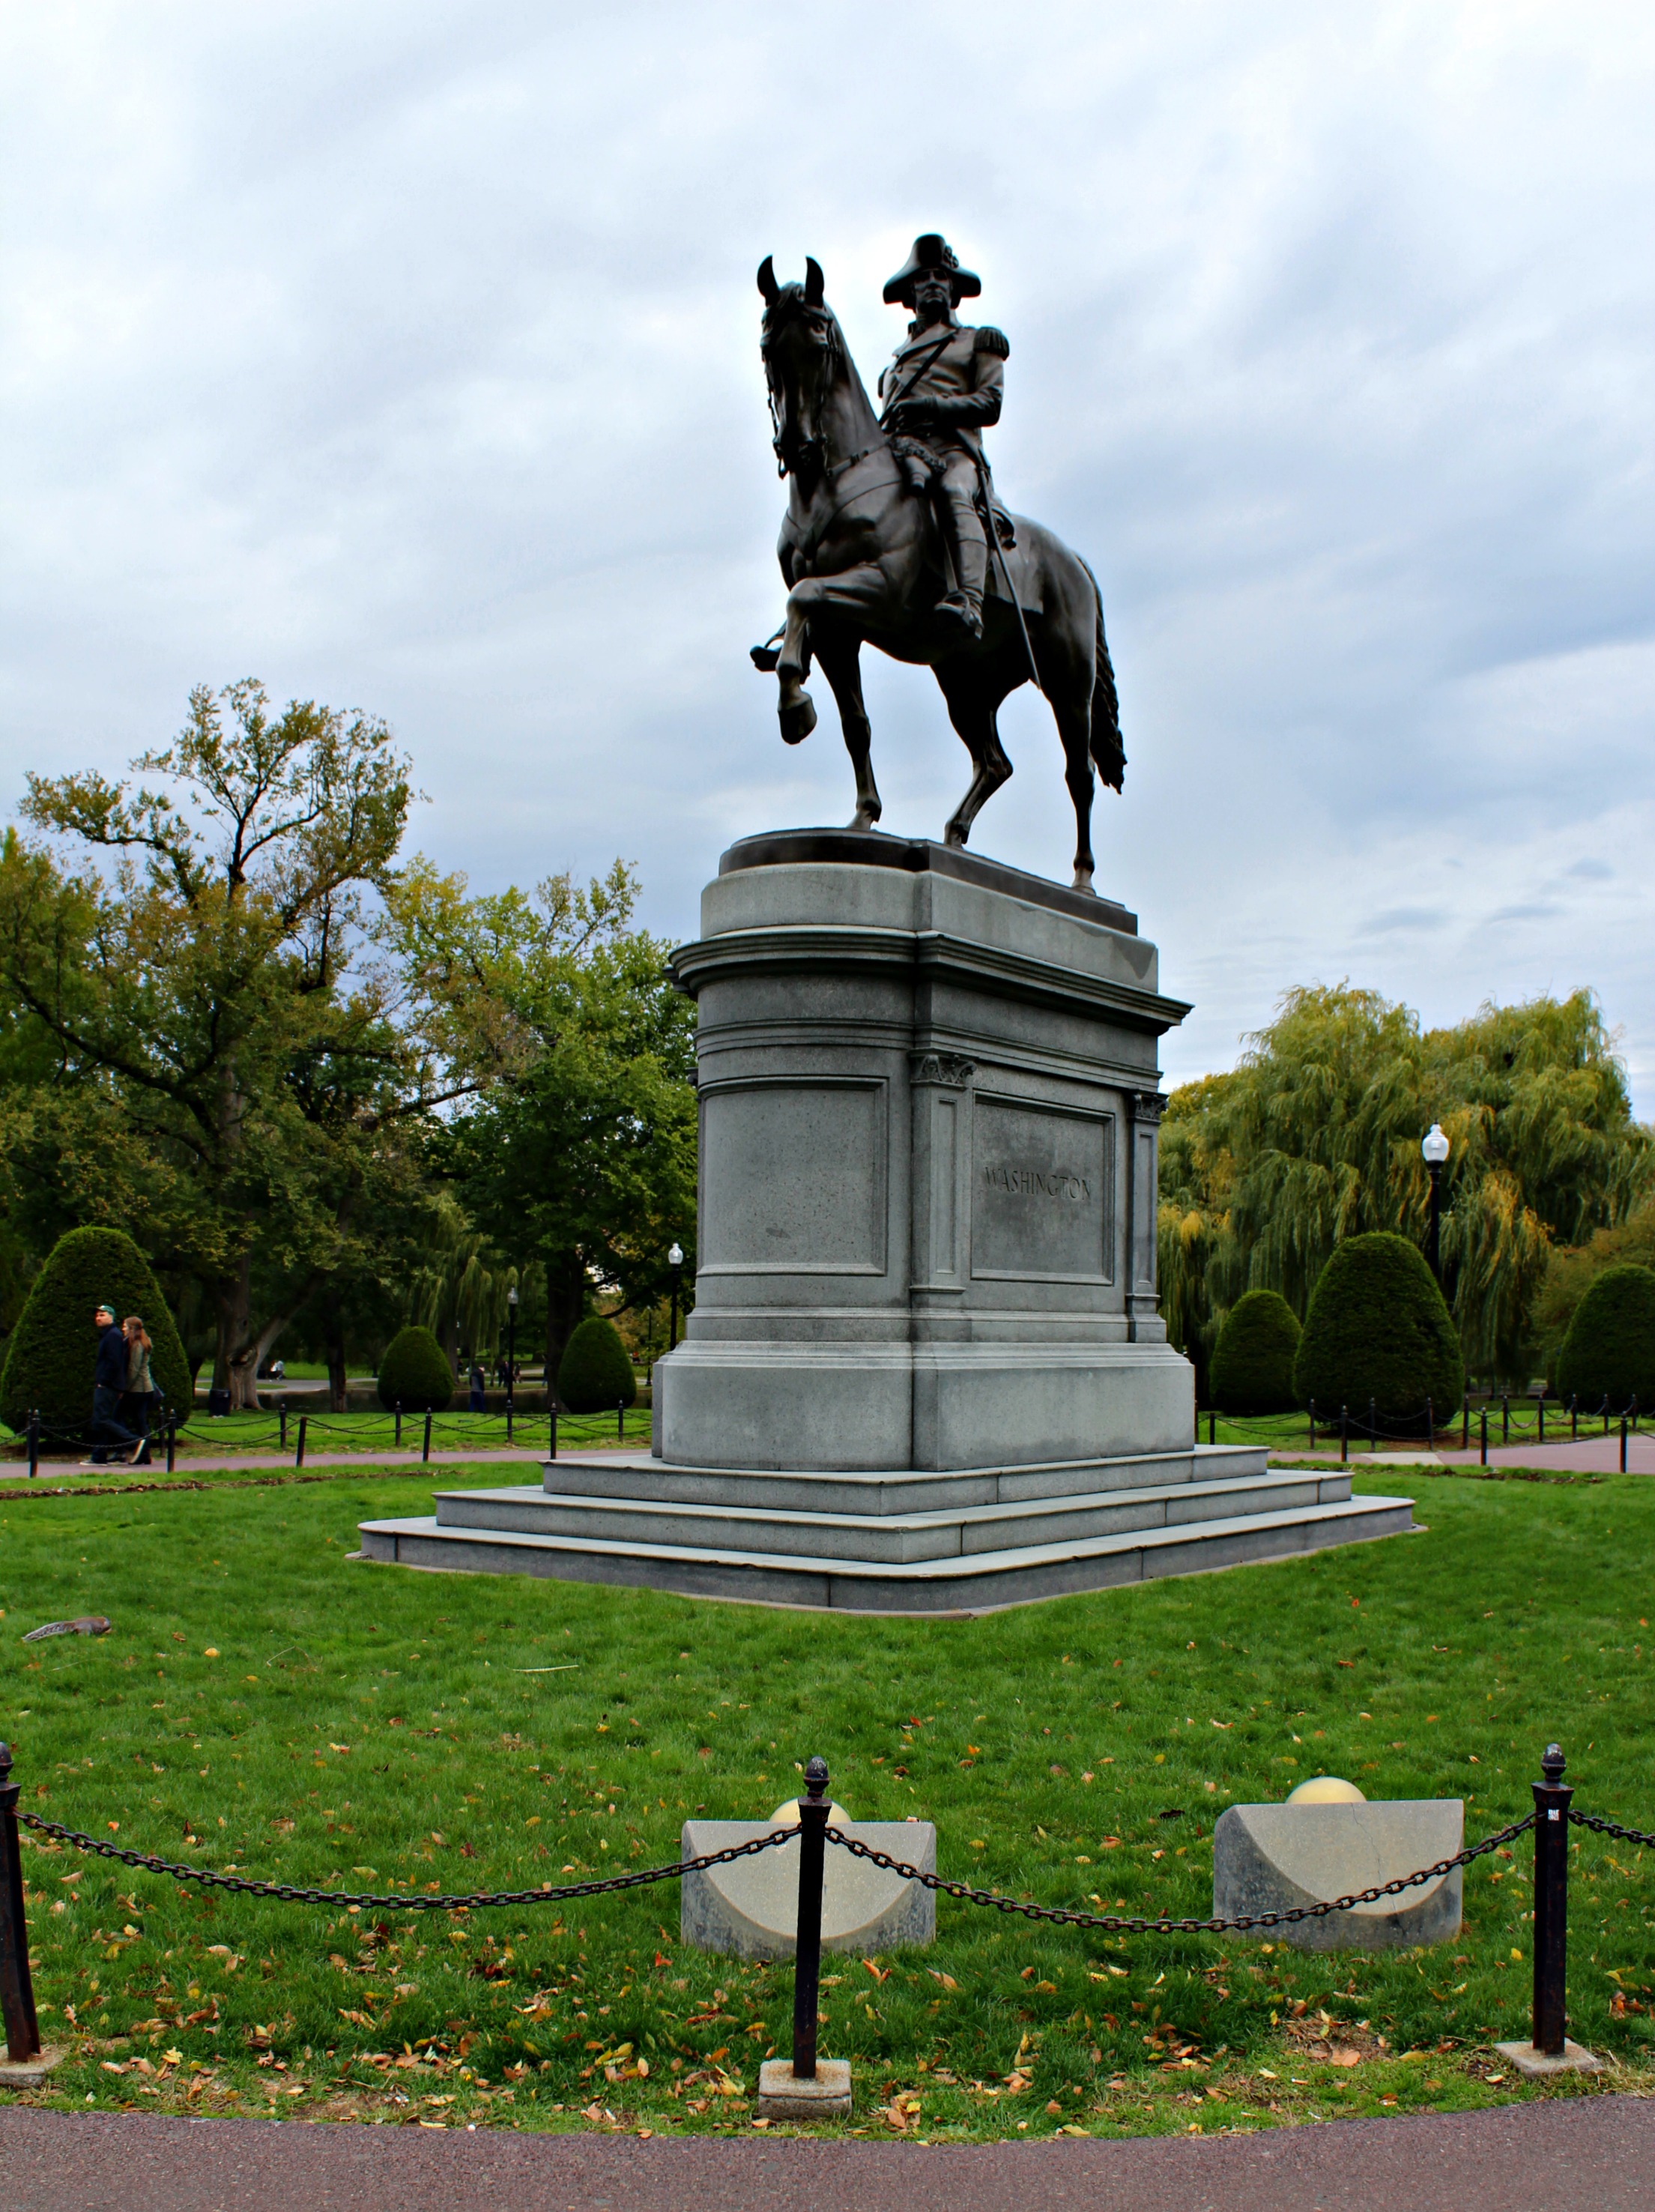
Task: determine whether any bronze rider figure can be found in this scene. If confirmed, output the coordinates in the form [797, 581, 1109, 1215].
[877, 234, 1008, 644]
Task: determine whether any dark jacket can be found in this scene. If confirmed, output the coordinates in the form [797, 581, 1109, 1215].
[94, 1323, 127, 1393]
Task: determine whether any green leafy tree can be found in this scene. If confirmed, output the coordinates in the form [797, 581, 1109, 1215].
[1293, 1232, 1465, 1425]
[384, 861, 697, 1386]
[0, 1224, 190, 1434]
[1208, 1289, 1301, 1414]
[557, 1315, 638, 1413]
[0, 682, 465, 1405]
[376, 1323, 454, 1412]
[1553, 1263, 1655, 1412]
[1160, 985, 1650, 1385]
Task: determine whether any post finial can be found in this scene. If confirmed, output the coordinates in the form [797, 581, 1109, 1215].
[1541, 1742, 1566, 1785]
[804, 1755, 829, 1800]
[0, 1741, 10, 1784]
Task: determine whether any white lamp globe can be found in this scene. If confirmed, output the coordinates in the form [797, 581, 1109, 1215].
[1421, 1123, 1450, 1167]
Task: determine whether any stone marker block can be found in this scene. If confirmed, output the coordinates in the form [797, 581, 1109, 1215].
[1493, 2037, 1603, 2079]
[1213, 1798, 1462, 1950]
[682, 1819, 935, 1958]
[0, 2044, 67, 2088]
[756, 2057, 853, 2119]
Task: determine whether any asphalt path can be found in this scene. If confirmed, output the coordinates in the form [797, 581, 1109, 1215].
[2, 2100, 1652, 2212]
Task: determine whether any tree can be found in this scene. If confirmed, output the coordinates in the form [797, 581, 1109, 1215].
[0, 1225, 190, 1435]
[1293, 1232, 1465, 1425]
[376, 1324, 454, 1412]
[0, 682, 464, 1405]
[1160, 985, 1650, 1385]
[1553, 1263, 1655, 1412]
[384, 860, 697, 1387]
[557, 1315, 637, 1413]
[1208, 1289, 1301, 1414]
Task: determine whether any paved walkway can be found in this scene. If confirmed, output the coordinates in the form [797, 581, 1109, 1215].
[1, 2098, 1651, 2211]
[1270, 1435, 1655, 1475]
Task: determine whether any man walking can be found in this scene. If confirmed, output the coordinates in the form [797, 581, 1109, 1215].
[86, 1302, 141, 1466]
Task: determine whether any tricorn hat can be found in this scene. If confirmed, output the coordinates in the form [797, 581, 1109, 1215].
[883, 234, 981, 306]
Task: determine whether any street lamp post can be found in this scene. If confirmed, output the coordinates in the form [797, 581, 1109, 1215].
[668, 1242, 684, 1350]
[1422, 1122, 1450, 1282]
[506, 1286, 518, 1412]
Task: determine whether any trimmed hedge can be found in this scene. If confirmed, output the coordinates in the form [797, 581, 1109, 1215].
[0, 1225, 191, 1436]
[557, 1317, 638, 1415]
[1555, 1263, 1655, 1412]
[1209, 1290, 1302, 1415]
[376, 1325, 453, 1412]
[1293, 1231, 1464, 1424]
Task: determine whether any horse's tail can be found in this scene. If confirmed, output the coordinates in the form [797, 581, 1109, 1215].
[1080, 557, 1125, 792]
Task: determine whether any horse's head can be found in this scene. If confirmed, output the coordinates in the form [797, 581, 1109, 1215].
[757, 255, 851, 478]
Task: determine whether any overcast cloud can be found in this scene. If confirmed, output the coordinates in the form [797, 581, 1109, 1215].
[3, 2, 1652, 1104]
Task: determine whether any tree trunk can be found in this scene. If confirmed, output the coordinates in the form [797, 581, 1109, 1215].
[544, 1251, 586, 1409]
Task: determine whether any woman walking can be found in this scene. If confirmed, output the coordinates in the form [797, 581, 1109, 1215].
[122, 1314, 160, 1466]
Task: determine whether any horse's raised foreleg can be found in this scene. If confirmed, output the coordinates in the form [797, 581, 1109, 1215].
[775, 596, 817, 746]
[934, 654, 1018, 849]
[814, 635, 880, 830]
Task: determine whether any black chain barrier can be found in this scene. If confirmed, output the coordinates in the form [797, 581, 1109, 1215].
[12, 1805, 789, 1914]
[1, 1738, 1646, 2090]
[823, 1813, 1536, 1935]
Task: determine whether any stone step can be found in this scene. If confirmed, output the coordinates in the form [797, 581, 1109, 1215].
[434, 1467, 1350, 1565]
[543, 1442, 1270, 1516]
[357, 1491, 1415, 1615]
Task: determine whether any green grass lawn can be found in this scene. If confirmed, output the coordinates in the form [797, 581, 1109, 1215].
[1, 1465, 1651, 2139]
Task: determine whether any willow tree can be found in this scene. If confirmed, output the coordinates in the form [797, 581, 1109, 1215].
[1160, 984, 1651, 1386]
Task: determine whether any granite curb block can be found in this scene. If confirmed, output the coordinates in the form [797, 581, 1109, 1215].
[755, 2058, 853, 2119]
[1213, 1799, 1463, 1949]
[682, 1820, 936, 1956]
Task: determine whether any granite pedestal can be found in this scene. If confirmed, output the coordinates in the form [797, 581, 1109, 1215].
[360, 834, 1413, 1607]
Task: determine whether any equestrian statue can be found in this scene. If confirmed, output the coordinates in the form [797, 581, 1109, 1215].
[753, 235, 1124, 892]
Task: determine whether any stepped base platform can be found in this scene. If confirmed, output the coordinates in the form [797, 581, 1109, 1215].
[357, 1447, 1415, 1614]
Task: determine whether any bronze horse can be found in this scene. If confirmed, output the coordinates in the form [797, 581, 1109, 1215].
[755, 256, 1124, 892]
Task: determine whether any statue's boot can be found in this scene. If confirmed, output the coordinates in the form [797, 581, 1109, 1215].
[937, 483, 987, 643]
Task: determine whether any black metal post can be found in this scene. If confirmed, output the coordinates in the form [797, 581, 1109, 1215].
[1621, 1417, 1628, 1474]
[1570, 1394, 1578, 1442]
[618, 1397, 625, 1442]
[1538, 1394, 1545, 1445]
[422, 1409, 432, 1463]
[26, 1411, 37, 1480]
[0, 1741, 43, 2064]
[279, 1405, 288, 1453]
[166, 1417, 176, 1475]
[790, 1755, 830, 2079]
[1426, 1158, 1441, 1281]
[1462, 1391, 1470, 1451]
[1531, 1742, 1571, 2056]
[548, 1404, 557, 1460]
[1208, 1409, 1215, 1446]
[1425, 1396, 1434, 1447]
[295, 1414, 306, 1469]
[1502, 1392, 1510, 1445]
[506, 1300, 517, 1427]
[395, 1400, 402, 1448]
[1368, 1397, 1377, 1451]
[1480, 1408, 1488, 1466]
[1308, 1398, 1316, 1448]
[1340, 1405, 1349, 1466]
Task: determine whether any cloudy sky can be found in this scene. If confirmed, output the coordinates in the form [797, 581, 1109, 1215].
[4, 2, 1652, 1105]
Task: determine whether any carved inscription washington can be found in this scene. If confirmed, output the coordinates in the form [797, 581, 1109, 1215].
[971, 1096, 1114, 1283]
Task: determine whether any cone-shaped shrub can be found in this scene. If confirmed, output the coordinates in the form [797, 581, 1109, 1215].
[557, 1316, 637, 1414]
[1555, 1263, 1655, 1413]
[1209, 1289, 1302, 1415]
[376, 1325, 453, 1412]
[1293, 1231, 1464, 1425]
[0, 1225, 191, 1436]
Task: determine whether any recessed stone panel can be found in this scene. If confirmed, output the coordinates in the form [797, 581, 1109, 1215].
[699, 1078, 887, 1275]
[970, 1095, 1113, 1283]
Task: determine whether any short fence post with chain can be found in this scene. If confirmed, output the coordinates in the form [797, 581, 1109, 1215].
[166, 1417, 176, 1475]
[26, 1411, 37, 1480]
[0, 1741, 43, 2067]
[1537, 1393, 1544, 1445]
[1308, 1398, 1316, 1448]
[1480, 1407, 1488, 1466]
[422, 1410, 432, 1464]
[1462, 1391, 1469, 1450]
[1621, 1416, 1629, 1474]
[1528, 1744, 1573, 2062]
[294, 1414, 306, 1469]
[1340, 1405, 1348, 1466]
[548, 1403, 557, 1461]
[1502, 1391, 1510, 1445]
[790, 1757, 829, 2079]
[618, 1397, 626, 1442]
[1368, 1397, 1376, 1450]
[279, 1404, 288, 1453]
[1426, 1396, 1433, 1447]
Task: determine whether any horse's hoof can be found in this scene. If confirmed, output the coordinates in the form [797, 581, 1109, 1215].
[779, 693, 817, 746]
[1071, 868, 1097, 896]
[943, 824, 969, 850]
[847, 806, 882, 832]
